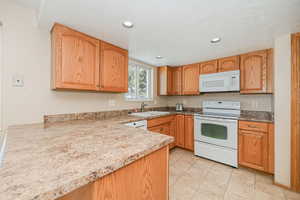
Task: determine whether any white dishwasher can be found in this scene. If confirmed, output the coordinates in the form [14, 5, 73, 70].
[125, 120, 147, 130]
[0, 131, 7, 167]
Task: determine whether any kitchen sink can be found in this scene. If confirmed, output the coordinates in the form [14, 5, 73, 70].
[130, 111, 170, 118]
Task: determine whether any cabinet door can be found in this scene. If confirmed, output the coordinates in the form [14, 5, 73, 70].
[169, 119, 176, 149]
[51, 24, 100, 91]
[239, 129, 268, 172]
[218, 56, 240, 72]
[172, 67, 182, 95]
[184, 115, 194, 151]
[268, 123, 274, 174]
[182, 64, 199, 95]
[240, 50, 268, 94]
[157, 66, 172, 95]
[176, 115, 185, 148]
[200, 60, 218, 74]
[266, 49, 274, 93]
[99, 41, 128, 92]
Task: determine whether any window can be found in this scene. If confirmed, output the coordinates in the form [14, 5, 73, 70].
[125, 61, 153, 101]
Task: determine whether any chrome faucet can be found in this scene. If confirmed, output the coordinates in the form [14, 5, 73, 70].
[141, 102, 148, 112]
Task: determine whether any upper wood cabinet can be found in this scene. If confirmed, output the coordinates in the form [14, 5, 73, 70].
[157, 66, 174, 95]
[182, 64, 199, 95]
[51, 23, 128, 93]
[51, 24, 100, 91]
[199, 60, 218, 74]
[240, 49, 273, 94]
[218, 56, 240, 72]
[171, 67, 182, 95]
[99, 41, 128, 92]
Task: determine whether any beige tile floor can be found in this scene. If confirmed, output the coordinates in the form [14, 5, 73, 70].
[169, 148, 300, 200]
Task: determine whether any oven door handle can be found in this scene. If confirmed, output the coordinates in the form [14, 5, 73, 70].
[195, 117, 237, 123]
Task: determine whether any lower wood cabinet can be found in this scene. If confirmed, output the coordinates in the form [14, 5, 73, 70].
[148, 115, 176, 149]
[148, 114, 194, 151]
[238, 121, 274, 173]
[175, 115, 185, 148]
[184, 115, 194, 151]
[58, 146, 169, 200]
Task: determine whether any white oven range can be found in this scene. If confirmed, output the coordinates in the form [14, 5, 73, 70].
[194, 101, 240, 167]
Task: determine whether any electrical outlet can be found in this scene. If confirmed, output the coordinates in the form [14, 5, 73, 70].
[12, 74, 24, 87]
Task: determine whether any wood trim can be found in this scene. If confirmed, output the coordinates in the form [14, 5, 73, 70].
[266, 49, 274, 93]
[274, 181, 291, 190]
[291, 32, 300, 192]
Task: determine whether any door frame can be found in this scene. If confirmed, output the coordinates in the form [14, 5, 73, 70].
[291, 32, 300, 192]
[0, 22, 3, 132]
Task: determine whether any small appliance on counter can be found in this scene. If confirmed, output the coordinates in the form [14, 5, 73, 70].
[176, 103, 184, 111]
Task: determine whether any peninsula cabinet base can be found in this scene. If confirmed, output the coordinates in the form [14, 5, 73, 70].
[58, 146, 169, 200]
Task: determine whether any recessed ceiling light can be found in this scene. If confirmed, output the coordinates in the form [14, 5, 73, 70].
[156, 56, 163, 59]
[122, 21, 134, 28]
[211, 37, 221, 43]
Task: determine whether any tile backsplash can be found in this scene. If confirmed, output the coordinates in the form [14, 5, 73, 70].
[167, 93, 274, 112]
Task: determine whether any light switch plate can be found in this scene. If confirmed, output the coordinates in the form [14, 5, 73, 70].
[12, 74, 24, 87]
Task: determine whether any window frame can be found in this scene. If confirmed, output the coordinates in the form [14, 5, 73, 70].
[125, 60, 154, 102]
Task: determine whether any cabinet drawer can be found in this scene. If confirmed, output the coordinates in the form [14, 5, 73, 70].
[148, 124, 169, 134]
[148, 115, 175, 128]
[239, 121, 268, 132]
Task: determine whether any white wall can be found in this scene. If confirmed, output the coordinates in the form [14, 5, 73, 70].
[274, 34, 291, 187]
[167, 93, 274, 111]
[0, 1, 168, 127]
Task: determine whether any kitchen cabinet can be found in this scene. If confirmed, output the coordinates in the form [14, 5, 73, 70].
[182, 64, 199, 95]
[184, 115, 194, 151]
[199, 60, 218, 74]
[240, 49, 273, 94]
[157, 66, 173, 95]
[51, 23, 128, 93]
[238, 121, 274, 173]
[58, 146, 169, 200]
[169, 119, 176, 149]
[99, 41, 128, 92]
[171, 67, 183, 95]
[218, 56, 240, 72]
[148, 115, 176, 149]
[51, 23, 100, 91]
[175, 115, 185, 148]
[148, 114, 195, 151]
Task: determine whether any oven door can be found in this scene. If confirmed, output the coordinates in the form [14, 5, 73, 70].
[194, 116, 237, 149]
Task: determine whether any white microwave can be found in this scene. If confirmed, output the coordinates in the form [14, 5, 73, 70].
[199, 70, 240, 92]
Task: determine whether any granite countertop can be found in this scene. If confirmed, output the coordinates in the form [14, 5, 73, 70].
[0, 116, 173, 200]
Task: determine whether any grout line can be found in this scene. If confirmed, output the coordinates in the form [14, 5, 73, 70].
[222, 168, 234, 200]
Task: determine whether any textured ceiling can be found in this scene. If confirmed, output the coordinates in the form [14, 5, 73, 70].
[14, 0, 300, 66]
